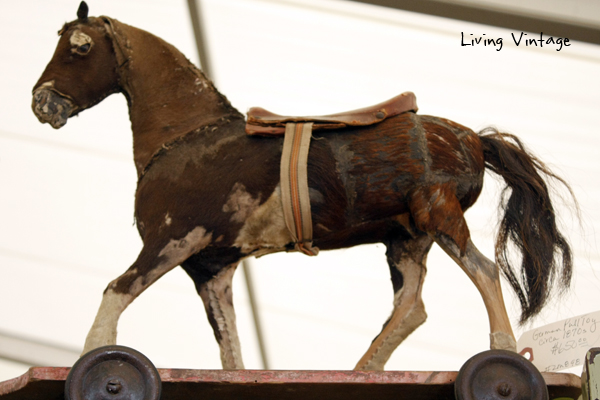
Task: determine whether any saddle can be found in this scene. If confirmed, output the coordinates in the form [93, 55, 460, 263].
[245, 92, 418, 256]
[245, 91, 418, 136]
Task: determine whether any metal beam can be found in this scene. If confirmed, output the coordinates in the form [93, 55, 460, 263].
[186, 0, 271, 370]
[242, 261, 270, 369]
[187, 0, 214, 79]
[0, 330, 80, 367]
[349, 0, 600, 45]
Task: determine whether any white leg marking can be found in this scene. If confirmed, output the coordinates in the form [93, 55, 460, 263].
[200, 265, 245, 369]
[490, 331, 517, 351]
[356, 238, 431, 371]
[356, 258, 428, 371]
[82, 289, 133, 354]
[158, 226, 212, 260]
[148, 226, 213, 285]
[437, 237, 516, 351]
[83, 227, 212, 355]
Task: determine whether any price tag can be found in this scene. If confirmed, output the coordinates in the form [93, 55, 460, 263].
[517, 310, 600, 373]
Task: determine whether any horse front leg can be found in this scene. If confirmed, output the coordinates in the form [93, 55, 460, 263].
[83, 227, 213, 355]
[184, 262, 244, 369]
[200, 263, 244, 369]
[82, 281, 133, 354]
[355, 235, 432, 371]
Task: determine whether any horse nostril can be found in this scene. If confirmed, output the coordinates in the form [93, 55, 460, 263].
[31, 88, 74, 129]
[32, 90, 50, 116]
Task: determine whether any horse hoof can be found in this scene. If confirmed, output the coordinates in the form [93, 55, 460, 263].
[65, 345, 161, 400]
[490, 331, 517, 352]
[455, 349, 548, 400]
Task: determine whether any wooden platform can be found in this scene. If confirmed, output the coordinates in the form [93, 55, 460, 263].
[0, 367, 581, 399]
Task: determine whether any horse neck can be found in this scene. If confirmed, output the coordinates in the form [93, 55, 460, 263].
[116, 23, 242, 175]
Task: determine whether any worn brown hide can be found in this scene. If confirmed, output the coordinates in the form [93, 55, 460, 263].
[31, 3, 574, 371]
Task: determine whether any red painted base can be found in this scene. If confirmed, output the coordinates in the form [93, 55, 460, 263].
[0, 367, 581, 399]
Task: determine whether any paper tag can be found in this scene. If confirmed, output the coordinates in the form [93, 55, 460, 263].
[517, 310, 600, 373]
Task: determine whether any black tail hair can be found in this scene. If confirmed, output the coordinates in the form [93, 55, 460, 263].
[480, 128, 574, 324]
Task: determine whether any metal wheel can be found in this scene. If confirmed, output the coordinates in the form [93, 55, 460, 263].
[65, 345, 161, 400]
[455, 349, 548, 400]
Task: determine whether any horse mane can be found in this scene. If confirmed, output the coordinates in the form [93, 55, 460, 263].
[99, 16, 231, 109]
[97, 16, 242, 175]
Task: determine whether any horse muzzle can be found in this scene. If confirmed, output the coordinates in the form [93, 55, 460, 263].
[31, 84, 76, 129]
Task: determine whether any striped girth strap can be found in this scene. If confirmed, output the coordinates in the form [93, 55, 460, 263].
[280, 122, 319, 256]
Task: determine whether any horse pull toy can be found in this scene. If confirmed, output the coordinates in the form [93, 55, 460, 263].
[35, 344, 580, 399]
[32, 2, 574, 371]
[1, 345, 585, 399]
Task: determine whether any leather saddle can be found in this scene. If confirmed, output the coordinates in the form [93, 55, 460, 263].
[246, 91, 418, 136]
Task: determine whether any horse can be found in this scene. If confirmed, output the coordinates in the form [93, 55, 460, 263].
[31, 2, 573, 371]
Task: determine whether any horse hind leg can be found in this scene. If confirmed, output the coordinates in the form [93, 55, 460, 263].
[438, 237, 517, 351]
[355, 234, 432, 371]
[410, 184, 516, 352]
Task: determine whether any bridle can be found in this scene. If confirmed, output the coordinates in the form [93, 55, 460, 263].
[101, 17, 132, 94]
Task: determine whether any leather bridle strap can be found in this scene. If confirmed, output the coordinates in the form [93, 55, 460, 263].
[280, 122, 319, 256]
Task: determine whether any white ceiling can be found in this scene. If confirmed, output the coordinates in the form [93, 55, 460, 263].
[0, 0, 599, 382]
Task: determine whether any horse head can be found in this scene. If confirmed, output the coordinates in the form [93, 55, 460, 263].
[32, 2, 121, 129]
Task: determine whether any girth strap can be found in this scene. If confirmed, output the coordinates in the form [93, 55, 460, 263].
[280, 122, 319, 256]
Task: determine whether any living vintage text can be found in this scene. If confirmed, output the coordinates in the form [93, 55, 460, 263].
[461, 32, 571, 51]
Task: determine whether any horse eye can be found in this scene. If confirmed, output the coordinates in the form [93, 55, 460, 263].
[78, 43, 91, 53]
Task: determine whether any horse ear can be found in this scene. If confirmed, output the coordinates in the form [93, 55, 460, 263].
[77, 1, 89, 21]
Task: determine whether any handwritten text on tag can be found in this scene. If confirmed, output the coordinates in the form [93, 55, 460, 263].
[517, 311, 600, 373]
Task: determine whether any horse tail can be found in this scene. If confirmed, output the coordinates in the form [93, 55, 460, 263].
[479, 128, 574, 324]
